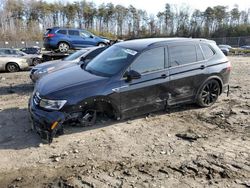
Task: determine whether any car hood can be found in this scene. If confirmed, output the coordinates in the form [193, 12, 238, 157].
[36, 65, 108, 97]
[34, 59, 78, 70]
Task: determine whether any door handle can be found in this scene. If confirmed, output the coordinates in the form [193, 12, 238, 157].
[200, 65, 206, 69]
[161, 74, 167, 78]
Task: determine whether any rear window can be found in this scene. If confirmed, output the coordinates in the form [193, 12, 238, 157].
[57, 29, 67, 35]
[45, 29, 52, 35]
[200, 44, 215, 59]
[68, 30, 80, 36]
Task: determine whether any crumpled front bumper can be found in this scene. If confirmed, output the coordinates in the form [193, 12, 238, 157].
[28, 97, 66, 143]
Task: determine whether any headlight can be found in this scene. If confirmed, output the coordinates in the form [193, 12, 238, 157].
[39, 99, 67, 110]
[37, 67, 55, 74]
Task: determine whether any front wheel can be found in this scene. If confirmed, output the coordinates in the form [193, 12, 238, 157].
[196, 80, 221, 107]
[98, 43, 106, 47]
[33, 58, 42, 66]
[58, 42, 70, 53]
[6, 63, 20, 72]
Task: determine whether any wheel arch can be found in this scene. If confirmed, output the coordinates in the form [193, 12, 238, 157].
[57, 40, 72, 48]
[195, 75, 223, 100]
[77, 96, 121, 120]
[5, 62, 20, 71]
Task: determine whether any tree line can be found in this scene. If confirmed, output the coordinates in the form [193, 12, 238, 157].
[0, 0, 250, 41]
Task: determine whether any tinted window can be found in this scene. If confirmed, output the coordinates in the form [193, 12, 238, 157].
[80, 30, 92, 38]
[63, 49, 89, 61]
[169, 45, 196, 67]
[57, 30, 67, 35]
[131, 47, 164, 74]
[85, 45, 137, 77]
[4, 49, 12, 54]
[85, 47, 106, 60]
[68, 30, 80, 36]
[200, 44, 215, 59]
[196, 45, 204, 61]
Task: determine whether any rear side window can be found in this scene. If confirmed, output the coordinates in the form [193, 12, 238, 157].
[131, 47, 164, 74]
[169, 45, 196, 67]
[200, 44, 215, 59]
[57, 29, 67, 35]
[68, 30, 80, 36]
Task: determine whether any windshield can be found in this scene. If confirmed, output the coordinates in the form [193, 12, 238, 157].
[63, 49, 89, 61]
[85, 45, 137, 77]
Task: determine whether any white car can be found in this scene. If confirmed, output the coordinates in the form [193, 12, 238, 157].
[0, 48, 42, 66]
[0, 56, 29, 72]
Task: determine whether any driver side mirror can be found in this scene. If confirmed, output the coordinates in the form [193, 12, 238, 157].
[125, 70, 141, 82]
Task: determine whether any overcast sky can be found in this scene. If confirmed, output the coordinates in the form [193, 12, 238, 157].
[55, 0, 250, 15]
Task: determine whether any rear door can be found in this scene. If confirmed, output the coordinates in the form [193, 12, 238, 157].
[168, 42, 207, 104]
[119, 47, 170, 118]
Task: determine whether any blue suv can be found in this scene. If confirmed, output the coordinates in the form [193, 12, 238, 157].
[43, 27, 110, 52]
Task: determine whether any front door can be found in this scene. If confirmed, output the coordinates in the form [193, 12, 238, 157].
[119, 47, 170, 119]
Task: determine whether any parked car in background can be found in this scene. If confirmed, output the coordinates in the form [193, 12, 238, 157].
[218, 46, 229, 56]
[218, 44, 232, 49]
[29, 38, 231, 143]
[20, 46, 41, 55]
[44, 27, 110, 53]
[0, 48, 42, 66]
[30, 46, 107, 82]
[240, 45, 250, 49]
[0, 56, 29, 72]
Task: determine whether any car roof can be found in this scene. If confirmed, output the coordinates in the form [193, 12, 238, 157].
[115, 38, 215, 51]
[48, 27, 87, 31]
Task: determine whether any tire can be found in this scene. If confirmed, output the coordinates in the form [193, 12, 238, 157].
[196, 79, 221, 107]
[58, 42, 70, 53]
[98, 43, 106, 47]
[32, 58, 42, 66]
[6, 63, 20, 72]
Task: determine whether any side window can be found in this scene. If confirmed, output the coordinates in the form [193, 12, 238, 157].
[200, 44, 215, 59]
[131, 47, 164, 74]
[196, 45, 204, 61]
[169, 45, 196, 67]
[80, 30, 91, 38]
[4, 50, 11, 54]
[57, 30, 67, 35]
[85, 48, 105, 60]
[68, 30, 80, 36]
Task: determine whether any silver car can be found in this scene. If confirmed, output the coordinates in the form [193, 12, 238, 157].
[0, 48, 42, 66]
[30, 46, 107, 82]
[0, 56, 29, 72]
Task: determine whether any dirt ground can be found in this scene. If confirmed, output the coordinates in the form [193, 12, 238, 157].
[0, 56, 249, 188]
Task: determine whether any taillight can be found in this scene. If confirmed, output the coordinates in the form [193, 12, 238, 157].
[227, 61, 231, 71]
[47, 33, 55, 38]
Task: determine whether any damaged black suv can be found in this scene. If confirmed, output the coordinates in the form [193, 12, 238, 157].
[29, 38, 231, 143]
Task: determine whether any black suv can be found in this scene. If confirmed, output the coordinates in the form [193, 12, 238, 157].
[29, 38, 231, 143]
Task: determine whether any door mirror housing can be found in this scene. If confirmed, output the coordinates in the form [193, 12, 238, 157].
[125, 70, 141, 82]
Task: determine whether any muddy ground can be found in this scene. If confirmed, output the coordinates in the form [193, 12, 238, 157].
[0, 56, 249, 188]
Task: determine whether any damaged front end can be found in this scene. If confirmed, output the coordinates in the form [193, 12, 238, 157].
[29, 93, 109, 143]
[29, 91, 69, 143]
[29, 99, 66, 143]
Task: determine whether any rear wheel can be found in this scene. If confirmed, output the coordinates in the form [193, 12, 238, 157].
[58, 42, 69, 53]
[6, 63, 20, 72]
[32, 58, 42, 66]
[197, 79, 221, 107]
